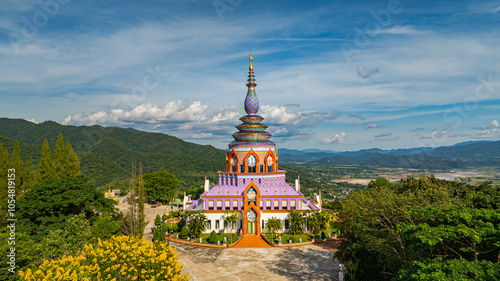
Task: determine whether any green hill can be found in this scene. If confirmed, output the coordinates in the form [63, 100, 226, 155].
[0, 118, 225, 189]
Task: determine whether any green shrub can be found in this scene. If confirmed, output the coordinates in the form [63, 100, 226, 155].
[208, 230, 217, 244]
[153, 228, 160, 242]
[161, 223, 169, 233]
[168, 223, 178, 232]
[162, 214, 168, 222]
[290, 236, 297, 243]
[155, 214, 161, 226]
[179, 226, 188, 239]
[321, 231, 326, 239]
[171, 211, 179, 218]
[177, 221, 185, 230]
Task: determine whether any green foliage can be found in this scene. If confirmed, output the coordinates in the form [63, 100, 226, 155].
[266, 217, 283, 241]
[153, 227, 160, 242]
[0, 118, 225, 189]
[0, 143, 10, 202]
[0, 232, 40, 281]
[336, 176, 500, 281]
[289, 210, 304, 235]
[161, 223, 169, 233]
[170, 211, 179, 217]
[162, 213, 168, 221]
[17, 176, 117, 241]
[166, 223, 178, 233]
[91, 214, 121, 240]
[142, 170, 178, 202]
[208, 230, 218, 244]
[305, 211, 320, 234]
[39, 214, 92, 260]
[155, 214, 162, 226]
[53, 133, 81, 177]
[10, 141, 24, 198]
[186, 211, 208, 238]
[395, 258, 500, 281]
[179, 226, 188, 239]
[35, 139, 56, 183]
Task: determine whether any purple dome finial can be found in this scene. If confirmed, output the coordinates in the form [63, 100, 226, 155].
[244, 51, 259, 115]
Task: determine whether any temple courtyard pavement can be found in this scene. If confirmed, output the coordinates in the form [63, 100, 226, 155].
[118, 202, 341, 280]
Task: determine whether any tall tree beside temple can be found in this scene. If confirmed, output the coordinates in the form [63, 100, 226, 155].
[53, 133, 81, 177]
[0, 144, 10, 202]
[35, 139, 56, 184]
[121, 160, 146, 238]
[11, 141, 24, 198]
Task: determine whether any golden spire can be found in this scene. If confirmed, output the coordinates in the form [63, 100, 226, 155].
[249, 50, 253, 71]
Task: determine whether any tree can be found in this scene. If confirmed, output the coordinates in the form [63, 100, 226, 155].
[21, 156, 36, 196]
[121, 161, 146, 238]
[38, 214, 92, 260]
[162, 213, 168, 222]
[10, 141, 24, 198]
[155, 214, 162, 226]
[187, 211, 208, 238]
[19, 236, 190, 281]
[317, 211, 334, 233]
[224, 211, 239, 244]
[53, 133, 81, 177]
[289, 210, 305, 235]
[35, 139, 56, 183]
[17, 176, 117, 241]
[142, 170, 178, 202]
[266, 217, 283, 244]
[0, 232, 40, 281]
[180, 226, 189, 239]
[208, 230, 218, 244]
[395, 258, 500, 281]
[0, 144, 10, 202]
[305, 211, 319, 235]
[335, 176, 500, 281]
[91, 214, 121, 241]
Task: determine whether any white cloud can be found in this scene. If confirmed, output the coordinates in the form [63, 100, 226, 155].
[63, 100, 210, 125]
[321, 132, 357, 145]
[421, 129, 451, 139]
[371, 25, 424, 35]
[471, 120, 499, 138]
[365, 123, 379, 129]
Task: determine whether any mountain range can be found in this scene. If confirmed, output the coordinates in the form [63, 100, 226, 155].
[280, 141, 500, 169]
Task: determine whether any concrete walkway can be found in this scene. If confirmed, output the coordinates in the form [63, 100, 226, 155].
[172, 241, 340, 281]
[232, 235, 272, 248]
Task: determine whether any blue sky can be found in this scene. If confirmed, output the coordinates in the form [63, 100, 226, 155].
[1, 0, 499, 151]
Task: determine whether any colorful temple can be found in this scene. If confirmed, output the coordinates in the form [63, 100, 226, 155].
[183, 52, 321, 235]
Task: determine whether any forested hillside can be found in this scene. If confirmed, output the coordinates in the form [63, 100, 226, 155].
[0, 118, 225, 189]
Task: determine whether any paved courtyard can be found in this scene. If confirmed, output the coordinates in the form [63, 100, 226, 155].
[171, 241, 341, 281]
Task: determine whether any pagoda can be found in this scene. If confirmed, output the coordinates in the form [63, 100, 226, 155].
[184, 52, 321, 235]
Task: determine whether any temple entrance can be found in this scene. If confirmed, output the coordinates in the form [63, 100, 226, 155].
[247, 221, 257, 234]
[246, 208, 257, 234]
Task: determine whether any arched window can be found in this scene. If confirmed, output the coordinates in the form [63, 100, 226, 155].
[247, 155, 257, 173]
[267, 156, 273, 173]
[231, 156, 237, 172]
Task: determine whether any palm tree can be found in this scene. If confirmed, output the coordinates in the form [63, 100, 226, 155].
[187, 211, 208, 238]
[224, 211, 239, 244]
[265, 217, 283, 244]
[289, 210, 304, 235]
[305, 211, 319, 235]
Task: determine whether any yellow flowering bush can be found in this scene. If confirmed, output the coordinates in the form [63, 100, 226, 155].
[19, 235, 190, 281]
